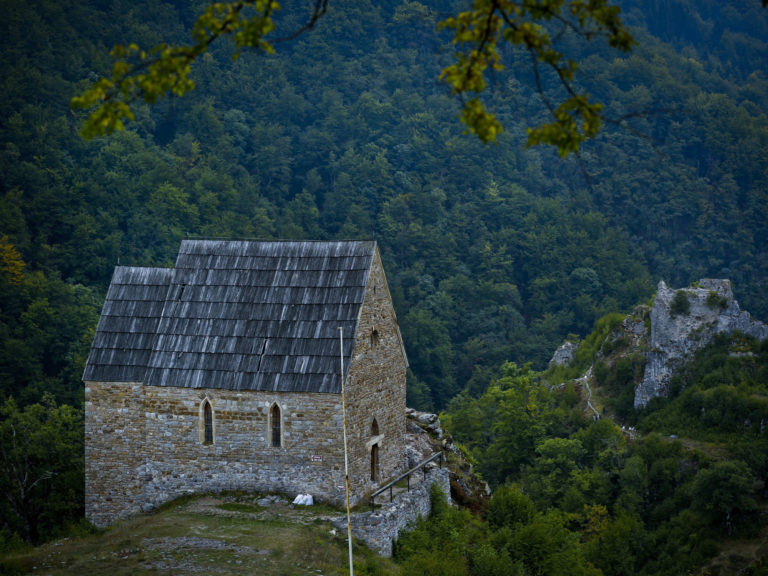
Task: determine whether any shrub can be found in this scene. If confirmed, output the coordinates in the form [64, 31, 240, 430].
[670, 290, 691, 317]
[705, 290, 727, 310]
[487, 485, 536, 529]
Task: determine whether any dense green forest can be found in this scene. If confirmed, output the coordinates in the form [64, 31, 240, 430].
[1, 0, 767, 569]
[403, 334, 768, 575]
[2, 0, 766, 409]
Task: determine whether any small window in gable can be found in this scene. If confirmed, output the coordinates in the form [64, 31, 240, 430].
[370, 328, 380, 350]
[200, 399, 214, 445]
[270, 403, 282, 448]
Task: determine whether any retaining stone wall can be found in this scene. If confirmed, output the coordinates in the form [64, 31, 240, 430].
[334, 467, 451, 557]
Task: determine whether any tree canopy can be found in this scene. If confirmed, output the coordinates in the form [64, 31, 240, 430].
[71, 0, 642, 154]
[434, 332, 768, 575]
[69, 0, 768, 153]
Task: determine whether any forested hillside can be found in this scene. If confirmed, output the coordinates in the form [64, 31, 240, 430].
[1, 0, 767, 556]
[426, 328, 768, 575]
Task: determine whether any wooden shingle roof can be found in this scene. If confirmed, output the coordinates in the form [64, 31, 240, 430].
[83, 266, 173, 383]
[83, 240, 378, 393]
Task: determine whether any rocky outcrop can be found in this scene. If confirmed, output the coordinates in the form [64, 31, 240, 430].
[404, 408, 490, 511]
[549, 341, 578, 368]
[635, 279, 768, 408]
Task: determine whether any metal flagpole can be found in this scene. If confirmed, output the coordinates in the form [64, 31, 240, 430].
[339, 326, 354, 576]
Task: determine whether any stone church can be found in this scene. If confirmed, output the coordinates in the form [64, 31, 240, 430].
[82, 240, 408, 527]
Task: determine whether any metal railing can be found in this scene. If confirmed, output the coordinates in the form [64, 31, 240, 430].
[369, 451, 444, 511]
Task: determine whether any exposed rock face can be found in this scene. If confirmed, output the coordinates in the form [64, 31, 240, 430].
[635, 279, 768, 408]
[404, 415, 437, 468]
[549, 341, 578, 368]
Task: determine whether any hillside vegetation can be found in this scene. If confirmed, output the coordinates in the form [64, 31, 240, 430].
[2, 0, 766, 411]
[438, 323, 768, 575]
[0, 0, 767, 567]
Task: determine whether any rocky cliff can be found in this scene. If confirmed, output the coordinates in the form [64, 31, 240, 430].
[635, 279, 768, 407]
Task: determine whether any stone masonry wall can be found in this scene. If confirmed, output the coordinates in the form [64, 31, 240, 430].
[345, 247, 408, 499]
[84, 382, 145, 528]
[85, 382, 348, 527]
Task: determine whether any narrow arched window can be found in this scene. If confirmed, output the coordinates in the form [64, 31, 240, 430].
[200, 399, 214, 445]
[270, 404, 282, 448]
[370, 418, 380, 481]
[204, 402, 213, 444]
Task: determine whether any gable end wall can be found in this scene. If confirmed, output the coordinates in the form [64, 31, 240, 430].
[345, 248, 408, 497]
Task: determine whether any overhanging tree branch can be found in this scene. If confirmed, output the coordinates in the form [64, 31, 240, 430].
[439, 0, 635, 154]
[272, 0, 329, 43]
[71, 0, 324, 138]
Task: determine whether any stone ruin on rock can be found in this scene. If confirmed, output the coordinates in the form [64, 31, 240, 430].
[635, 279, 768, 408]
[82, 240, 408, 527]
[548, 279, 768, 409]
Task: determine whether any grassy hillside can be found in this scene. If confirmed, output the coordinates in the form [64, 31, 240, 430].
[0, 493, 400, 575]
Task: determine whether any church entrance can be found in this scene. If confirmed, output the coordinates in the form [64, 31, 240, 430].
[370, 418, 380, 481]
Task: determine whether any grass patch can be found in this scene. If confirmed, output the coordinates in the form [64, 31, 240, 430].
[217, 502, 266, 514]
